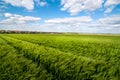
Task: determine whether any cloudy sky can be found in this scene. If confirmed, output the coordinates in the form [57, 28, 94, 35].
[0, 0, 120, 33]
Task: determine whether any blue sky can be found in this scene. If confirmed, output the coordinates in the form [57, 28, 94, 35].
[0, 0, 120, 33]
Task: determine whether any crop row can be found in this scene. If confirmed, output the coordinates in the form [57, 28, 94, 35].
[0, 37, 53, 80]
[1, 35, 119, 80]
[7, 34, 120, 65]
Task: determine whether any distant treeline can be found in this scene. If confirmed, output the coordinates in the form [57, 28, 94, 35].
[0, 30, 62, 34]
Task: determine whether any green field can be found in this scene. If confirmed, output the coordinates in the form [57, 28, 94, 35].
[0, 34, 120, 80]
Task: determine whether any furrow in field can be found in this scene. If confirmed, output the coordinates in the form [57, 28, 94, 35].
[1, 35, 119, 80]
[0, 37, 53, 80]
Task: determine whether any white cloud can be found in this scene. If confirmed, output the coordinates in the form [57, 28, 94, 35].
[61, 0, 120, 15]
[45, 16, 92, 24]
[38, 2, 47, 7]
[35, 0, 47, 7]
[0, 13, 120, 33]
[4, 0, 34, 10]
[105, 0, 120, 7]
[97, 15, 120, 25]
[4, 13, 12, 17]
[61, 0, 103, 15]
[0, 13, 41, 24]
[44, 16, 93, 32]
[87, 15, 120, 33]
[0, 1, 7, 12]
[0, 23, 41, 31]
[43, 15, 120, 33]
[104, 0, 120, 13]
[0, 13, 41, 31]
[104, 6, 114, 13]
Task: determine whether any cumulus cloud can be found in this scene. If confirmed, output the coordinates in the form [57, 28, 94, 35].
[61, 0, 120, 15]
[0, 13, 41, 24]
[104, 0, 120, 13]
[4, 0, 34, 10]
[3, 0, 48, 10]
[104, 0, 120, 7]
[0, 13, 41, 31]
[61, 0, 103, 15]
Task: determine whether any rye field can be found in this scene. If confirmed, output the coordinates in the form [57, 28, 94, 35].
[0, 34, 120, 80]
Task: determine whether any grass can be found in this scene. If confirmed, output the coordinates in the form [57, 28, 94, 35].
[0, 34, 120, 80]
